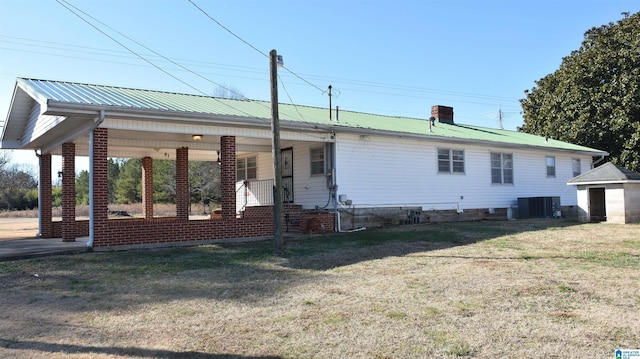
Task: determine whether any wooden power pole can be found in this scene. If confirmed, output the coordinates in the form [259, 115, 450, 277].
[270, 49, 284, 255]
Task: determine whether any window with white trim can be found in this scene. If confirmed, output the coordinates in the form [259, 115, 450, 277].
[491, 153, 513, 184]
[572, 158, 581, 177]
[438, 148, 465, 174]
[546, 156, 556, 177]
[236, 156, 257, 181]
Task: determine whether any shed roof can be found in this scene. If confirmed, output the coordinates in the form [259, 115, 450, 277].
[2, 78, 608, 157]
[568, 162, 640, 185]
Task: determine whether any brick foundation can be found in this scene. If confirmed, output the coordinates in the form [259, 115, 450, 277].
[301, 212, 335, 234]
[92, 217, 274, 247]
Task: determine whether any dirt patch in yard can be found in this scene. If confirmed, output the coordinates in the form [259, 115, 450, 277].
[0, 218, 40, 241]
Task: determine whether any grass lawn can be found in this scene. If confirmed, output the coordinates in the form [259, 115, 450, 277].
[0, 219, 638, 358]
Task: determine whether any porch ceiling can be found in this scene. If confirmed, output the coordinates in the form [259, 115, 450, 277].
[47, 128, 276, 161]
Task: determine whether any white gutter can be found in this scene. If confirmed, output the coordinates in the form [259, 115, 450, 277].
[87, 110, 105, 248]
[35, 150, 42, 237]
[592, 154, 606, 168]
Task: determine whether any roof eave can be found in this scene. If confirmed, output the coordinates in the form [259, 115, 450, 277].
[567, 180, 640, 185]
[329, 125, 608, 156]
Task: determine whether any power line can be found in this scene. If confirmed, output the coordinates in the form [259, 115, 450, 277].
[187, 0, 269, 59]
[56, 0, 262, 119]
[187, 0, 326, 94]
[1, 34, 522, 107]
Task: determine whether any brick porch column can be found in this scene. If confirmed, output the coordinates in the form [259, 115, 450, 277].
[92, 128, 109, 233]
[142, 156, 153, 219]
[61, 143, 76, 242]
[220, 136, 236, 220]
[176, 147, 189, 221]
[39, 153, 53, 238]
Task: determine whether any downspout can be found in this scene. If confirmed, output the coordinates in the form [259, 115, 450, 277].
[329, 140, 366, 233]
[34, 150, 42, 237]
[87, 110, 105, 248]
[592, 154, 606, 168]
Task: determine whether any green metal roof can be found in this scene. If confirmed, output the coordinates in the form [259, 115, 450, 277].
[10, 78, 607, 155]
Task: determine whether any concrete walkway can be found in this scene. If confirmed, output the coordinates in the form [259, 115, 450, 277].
[0, 237, 89, 261]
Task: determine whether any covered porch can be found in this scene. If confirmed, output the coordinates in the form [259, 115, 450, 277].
[4, 79, 336, 248]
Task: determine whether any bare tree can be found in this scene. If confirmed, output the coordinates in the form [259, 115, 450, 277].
[212, 83, 246, 100]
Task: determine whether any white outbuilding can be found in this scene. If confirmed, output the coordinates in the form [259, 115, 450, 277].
[568, 162, 640, 224]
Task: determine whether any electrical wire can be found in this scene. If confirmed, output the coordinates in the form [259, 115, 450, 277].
[187, 0, 269, 59]
[278, 74, 307, 122]
[187, 0, 326, 95]
[1, 34, 522, 111]
[56, 0, 262, 119]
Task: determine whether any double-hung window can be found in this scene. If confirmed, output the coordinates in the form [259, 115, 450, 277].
[236, 156, 257, 181]
[310, 147, 325, 175]
[438, 148, 465, 174]
[546, 156, 556, 177]
[491, 153, 513, 184]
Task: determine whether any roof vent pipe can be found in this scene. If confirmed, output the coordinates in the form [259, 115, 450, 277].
[429, 116, 436, 132]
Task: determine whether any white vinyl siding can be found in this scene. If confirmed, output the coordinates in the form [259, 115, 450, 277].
[251, 142, 331, 210]
[335, 133, 590, 210]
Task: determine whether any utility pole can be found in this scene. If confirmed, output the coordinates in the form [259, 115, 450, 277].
[270, 49, 284, 255]
[328, 85, 332, 121]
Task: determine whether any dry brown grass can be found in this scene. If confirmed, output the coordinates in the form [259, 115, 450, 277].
[0, 219, 638, 358]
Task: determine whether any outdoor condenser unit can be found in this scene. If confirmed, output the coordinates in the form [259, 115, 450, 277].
[517, 197, 560, 219]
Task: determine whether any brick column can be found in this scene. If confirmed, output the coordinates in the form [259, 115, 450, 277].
[142, 156, 154, 219]
[176, 147, 189, 220]
[61, 143, 76, 242]
[220, 136, 236, 220]
[39, 153, 53, 238]
[93, 128, 109, 225]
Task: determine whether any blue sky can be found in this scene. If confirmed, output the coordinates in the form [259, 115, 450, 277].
[1, 0, 638, 172]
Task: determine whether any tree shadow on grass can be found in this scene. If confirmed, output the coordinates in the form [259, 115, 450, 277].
[281, 218, 581, 270]
[0, 338, 282, 358]
[0, 219, 581, 313]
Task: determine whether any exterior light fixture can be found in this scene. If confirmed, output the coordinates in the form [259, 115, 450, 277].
[216, 150, 221, 165]
[192, 134, 203, 141]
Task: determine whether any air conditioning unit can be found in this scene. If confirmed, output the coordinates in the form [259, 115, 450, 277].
[517, 197, 560, 219]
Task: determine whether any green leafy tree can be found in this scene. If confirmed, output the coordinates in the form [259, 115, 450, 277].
[75, 170, 90, 205]
[519, 12, 640, 172]
[0, 163, 37, 210]
[52, 187, 62, 207]
[114, 159, 142, 204]
[153, 159, 176, 203]
[107, 158, 121, 203]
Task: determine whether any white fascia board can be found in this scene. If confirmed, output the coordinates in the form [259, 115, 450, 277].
[567, 180, 640, 186]
[332, 126, 608, 157]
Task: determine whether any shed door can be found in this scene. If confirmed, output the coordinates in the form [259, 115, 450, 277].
[588, 187, 606, 222]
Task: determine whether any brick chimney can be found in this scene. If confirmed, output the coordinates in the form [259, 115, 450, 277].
[431, 105, 454, 124]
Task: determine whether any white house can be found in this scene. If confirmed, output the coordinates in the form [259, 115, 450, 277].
[1, 78, 607, 247]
